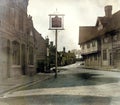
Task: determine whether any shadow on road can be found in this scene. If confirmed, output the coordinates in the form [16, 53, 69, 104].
[17, 72, 119, 90]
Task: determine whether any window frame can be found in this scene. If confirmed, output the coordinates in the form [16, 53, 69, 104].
[103, 49, 107, 60]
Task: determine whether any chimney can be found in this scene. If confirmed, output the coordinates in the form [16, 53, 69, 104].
[63, 47, 66, 53]
[105, 5, 112, 17]
[50, 41, 53, 47]
[45, 36, 49, 46]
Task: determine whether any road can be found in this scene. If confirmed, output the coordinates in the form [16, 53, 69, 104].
[0, 62, 120, 105]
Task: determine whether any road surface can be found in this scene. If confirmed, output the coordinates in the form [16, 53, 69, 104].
[0, 62, 120, 105]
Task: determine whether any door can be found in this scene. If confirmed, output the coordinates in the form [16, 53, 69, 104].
[21, 44, 26, 75]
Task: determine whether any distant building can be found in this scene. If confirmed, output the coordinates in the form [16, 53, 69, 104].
[0, 0, 47, 80]
[79, 5, 120, 70]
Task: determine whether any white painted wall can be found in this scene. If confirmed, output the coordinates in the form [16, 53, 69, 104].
[81, 40, 98, 55]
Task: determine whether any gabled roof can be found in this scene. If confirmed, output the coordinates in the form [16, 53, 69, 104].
[97, 10, 120, 33]
[79, 8, 120, 45]
[79, 26, 98, 44]
[96, 17, 110, 27]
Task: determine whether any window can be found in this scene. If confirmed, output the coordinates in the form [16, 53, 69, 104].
[29, 47, 34, 65]
[90, 56, 92, 61]
[12, 41, 20, 65]
[10, 8, 15, 28]
[94, 55, 97, 60]
[87, 43, 90, 48]
[19, 12, 23, 31]
[113, 35, 118, 41]
[97, 21, 103, 30]
[103, 37, 109, 43]
[30, 30, 33, 36]
[103, 49, 107, 60]
[92, 41, 95, 47]
[82, 45, 84, 50]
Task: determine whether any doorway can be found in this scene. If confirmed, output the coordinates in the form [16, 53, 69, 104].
[21, 44, 26, 75]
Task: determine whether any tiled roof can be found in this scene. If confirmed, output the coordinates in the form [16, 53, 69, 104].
[79, 9, 120, 44]
[109, 10, 120, 30]
[79, 26, 98, 44]
[96, 17, 110, 27]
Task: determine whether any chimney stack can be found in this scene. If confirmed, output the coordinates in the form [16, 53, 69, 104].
[45, 36, 49, 46]
[105, 5, 112, 17]
[63, 47, 66, 53]
[50, 41, 53, 47]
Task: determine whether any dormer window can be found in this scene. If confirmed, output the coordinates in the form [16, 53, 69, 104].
[97, 21, 103, 30]
[113, 35, 118, 41]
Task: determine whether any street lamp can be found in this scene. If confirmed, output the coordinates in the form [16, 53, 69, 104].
[49, 13, 64, 78]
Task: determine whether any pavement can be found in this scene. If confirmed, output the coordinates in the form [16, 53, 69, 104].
[81, 65, 120, 72]
[0, 63, 75, 96]
[0, 63, 79, 96]
[0, 73, 54, 96]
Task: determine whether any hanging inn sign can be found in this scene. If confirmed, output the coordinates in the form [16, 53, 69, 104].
[48, 13, 64, 78]
[49, 14, 64, 30]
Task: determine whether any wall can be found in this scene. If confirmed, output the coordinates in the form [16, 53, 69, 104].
[81, 40, 98, 55]
[81, 39, 101, 67]
[0, 0, 37, 80]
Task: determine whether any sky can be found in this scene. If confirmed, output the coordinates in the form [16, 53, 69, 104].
[28, 0, 120, 51]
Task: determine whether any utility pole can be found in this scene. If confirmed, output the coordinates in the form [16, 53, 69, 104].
[55, 29, 58, 78]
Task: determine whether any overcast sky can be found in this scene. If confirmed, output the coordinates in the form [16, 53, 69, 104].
[28, 0, 120, 51]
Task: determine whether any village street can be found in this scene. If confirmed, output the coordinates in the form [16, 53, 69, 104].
[0, 62, 120, 105]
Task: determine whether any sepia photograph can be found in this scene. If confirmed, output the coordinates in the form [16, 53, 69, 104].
[0, 0, 120, 105]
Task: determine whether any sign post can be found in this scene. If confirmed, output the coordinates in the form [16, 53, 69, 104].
[49, 14, 64, 78]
